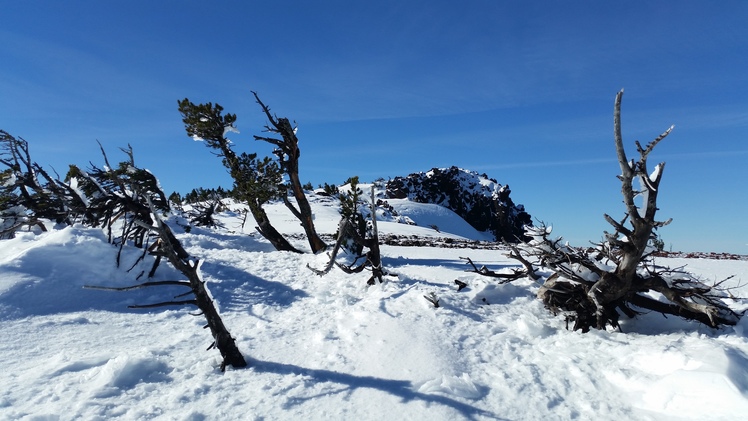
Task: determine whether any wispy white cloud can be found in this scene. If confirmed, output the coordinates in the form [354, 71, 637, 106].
[467, 149, 748, 173]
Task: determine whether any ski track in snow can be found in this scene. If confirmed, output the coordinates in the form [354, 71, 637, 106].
[1, 197, 748, 420]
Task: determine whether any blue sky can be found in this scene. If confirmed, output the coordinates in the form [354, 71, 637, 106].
[2, 1, 747, 253]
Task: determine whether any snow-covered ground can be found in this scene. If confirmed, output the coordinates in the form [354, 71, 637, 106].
[1, 195, 747, 420]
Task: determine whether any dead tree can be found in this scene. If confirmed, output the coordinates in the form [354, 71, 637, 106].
[309, 186, 385, 285]
[1, 130, 47, 237]
[251, 92, 327, 254]
[178, 188, 225, 229]
[0, 130, 95, 237]
[467, 91, 742, 332]
[178, 99, 301, 253]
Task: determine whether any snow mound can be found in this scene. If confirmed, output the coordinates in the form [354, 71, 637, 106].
[86, 354, 172, 398]
[606, 343, 748, 419]
[418, 373, 484, 399]
[382, 199, 494, 240]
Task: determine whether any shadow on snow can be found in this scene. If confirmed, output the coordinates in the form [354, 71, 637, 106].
[383, 256, 518, 273]
[249, 359, 507, 421]
[0, 250, 307, 321]
[198, 260, 309, 312]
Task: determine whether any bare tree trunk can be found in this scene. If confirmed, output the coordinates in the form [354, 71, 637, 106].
[586, 89, 674, 327]
[143, 199, 248, 371]
[286, 168, 327, 253]
[251, 91, 327, 254]
[248, 200, 302, 253]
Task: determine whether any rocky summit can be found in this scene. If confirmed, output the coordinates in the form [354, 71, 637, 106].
[384, 166, 532, 242]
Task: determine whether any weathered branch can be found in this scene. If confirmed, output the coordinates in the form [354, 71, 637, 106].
[252, 134, 284, 148]
[603, 214, 633, 238]
[460, 256, 526, 283]
[636, 274, 739, 327]
[613, 90, 631, 179]
[506, 245, 540, 281]
[423, 292, 440, 308]
[636, 125, 674, 159]
[251, 91, 282, 132]
[307, 219, 349, 276]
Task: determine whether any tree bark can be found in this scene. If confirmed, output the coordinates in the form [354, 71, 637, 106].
[248, 200, 302, 253]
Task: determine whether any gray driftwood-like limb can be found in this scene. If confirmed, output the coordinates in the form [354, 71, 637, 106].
[506, 245, 539, 281]
[460, 256, 527, 283]
[423, 292, 440, 308]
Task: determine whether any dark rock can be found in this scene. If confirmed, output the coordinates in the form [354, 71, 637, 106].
[385, 166, 532, 242]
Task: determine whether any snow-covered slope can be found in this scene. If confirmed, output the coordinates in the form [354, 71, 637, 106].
[1, 196, 748, 420]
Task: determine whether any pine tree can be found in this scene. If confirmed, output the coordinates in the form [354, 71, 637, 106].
[178, 99, 300, 253]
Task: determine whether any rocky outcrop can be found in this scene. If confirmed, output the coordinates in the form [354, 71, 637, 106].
[385, 167, 532, 242]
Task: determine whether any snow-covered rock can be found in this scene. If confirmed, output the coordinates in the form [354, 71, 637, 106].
[385, 166, 532, 242]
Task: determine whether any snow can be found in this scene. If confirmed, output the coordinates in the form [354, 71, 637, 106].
[383, 199, 494, 241]
[636, 174, 651, 218]
[2, 194, 748, 420]
[1, 171, 16, 187]
[650, 163, 663, 183]
[68, 177, 90, 207]
[223, 124, 240, 138]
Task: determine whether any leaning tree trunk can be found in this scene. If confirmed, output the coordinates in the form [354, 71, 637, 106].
[251, 91, 327, 254]
[147, 200, 248, 370]
[284, 164, 327, 252]
[79, 145, 249, 371]
[248, 199, 302, 253]
[365, 186, 384, 284]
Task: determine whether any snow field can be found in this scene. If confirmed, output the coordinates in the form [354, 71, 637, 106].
[1, 199, 748, 420]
